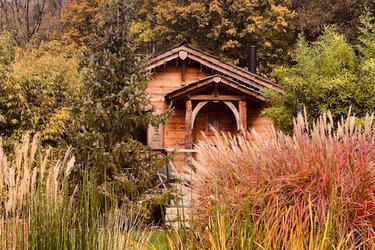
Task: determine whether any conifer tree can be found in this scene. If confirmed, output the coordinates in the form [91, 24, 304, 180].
[74, 0, 170, 216]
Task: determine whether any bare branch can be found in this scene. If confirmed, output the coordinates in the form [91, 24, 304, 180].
[0, 0, 49, 45]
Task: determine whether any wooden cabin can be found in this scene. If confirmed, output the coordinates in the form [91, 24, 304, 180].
[144, 42, 283, 171]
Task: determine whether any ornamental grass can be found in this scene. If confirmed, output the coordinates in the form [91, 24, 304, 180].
[188, 112, 375, 249]
[0, 134, 153, 250]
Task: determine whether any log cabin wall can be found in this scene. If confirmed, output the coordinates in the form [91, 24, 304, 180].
[147, 60, 210, 115]
[146, 61, 211, 171]
[247, 101, 274, 139]
[146, 61, 210, 149]
[145, 44, 280, 171]
[146, 65, 273, 171]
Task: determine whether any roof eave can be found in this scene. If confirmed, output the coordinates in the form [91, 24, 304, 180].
[145, 44, 283, 94]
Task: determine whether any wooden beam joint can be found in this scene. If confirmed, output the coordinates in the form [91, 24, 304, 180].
[190, 95, 243, 101]
[191, 101, 209, 129]
[223, 101, 240, 130]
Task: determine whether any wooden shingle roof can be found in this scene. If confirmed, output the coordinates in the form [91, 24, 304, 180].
[145, 42, 283, 95]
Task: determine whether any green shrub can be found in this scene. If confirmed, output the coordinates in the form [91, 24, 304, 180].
[265, 12, 375, 133]
[0, 37, 83, 149]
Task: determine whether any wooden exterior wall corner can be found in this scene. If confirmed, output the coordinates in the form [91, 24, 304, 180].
[185, 97, 193, 149]
[185, 98, 193, 166]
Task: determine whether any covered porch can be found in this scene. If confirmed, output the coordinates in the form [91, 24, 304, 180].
[166, 75, 266, 164]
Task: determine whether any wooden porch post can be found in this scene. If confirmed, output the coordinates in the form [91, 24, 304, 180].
[185, 97, 193, 166]
[239, 99, 247, 135]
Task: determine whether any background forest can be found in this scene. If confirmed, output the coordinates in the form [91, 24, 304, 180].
[0, 0, 374, 249]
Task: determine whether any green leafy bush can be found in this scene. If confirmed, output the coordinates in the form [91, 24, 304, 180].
[0, 36, 83, 149]
[265, 12, 375, 132]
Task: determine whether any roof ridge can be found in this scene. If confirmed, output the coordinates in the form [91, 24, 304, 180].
[145, 44, 283, 93]
[178, 40, 189, 46]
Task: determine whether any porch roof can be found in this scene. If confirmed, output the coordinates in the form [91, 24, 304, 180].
[165, 74, 266, 102]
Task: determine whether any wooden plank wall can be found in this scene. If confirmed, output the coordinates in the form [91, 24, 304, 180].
[147, 63, 210, 114]
[247, 102, 275, 139]
[146, 62, 210, 171]
[146, 62, 274, 171]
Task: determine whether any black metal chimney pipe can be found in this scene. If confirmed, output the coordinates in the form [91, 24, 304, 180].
[248, 45, 257, 74]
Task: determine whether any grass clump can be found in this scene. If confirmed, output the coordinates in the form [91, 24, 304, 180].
[187, 112, 375, 249]
[0, 134, 153, 249]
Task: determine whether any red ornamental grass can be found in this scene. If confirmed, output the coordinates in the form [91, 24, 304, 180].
[190, 112, 375, 249]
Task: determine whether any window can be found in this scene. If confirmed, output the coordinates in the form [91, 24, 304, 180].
[135, 127, 148, 145]
[207, 113, 220, 133]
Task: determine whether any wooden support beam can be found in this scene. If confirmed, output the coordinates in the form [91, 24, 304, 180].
[190, 95, 243, 101]
[185, 98, 193, 148]
[181, 59, 186, 85]
[213, 84, 219, 96]
[192, 101, 209, 129]
[239, 99, 247, 134]
[185, 98, 193, 166]
[223, 101, 240, 130]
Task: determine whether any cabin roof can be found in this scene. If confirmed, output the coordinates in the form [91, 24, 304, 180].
[145, 42, 283, 94]
[166, 74, 266, 102]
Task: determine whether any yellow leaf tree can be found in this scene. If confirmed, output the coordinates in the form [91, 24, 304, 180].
[131, 0, 295, 76]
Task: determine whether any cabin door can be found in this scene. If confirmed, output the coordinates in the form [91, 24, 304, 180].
[193, 102, 238, 144]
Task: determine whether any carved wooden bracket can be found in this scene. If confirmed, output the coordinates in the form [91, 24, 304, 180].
[191, 101, 209, 129]
[223, 101, 240, 130]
